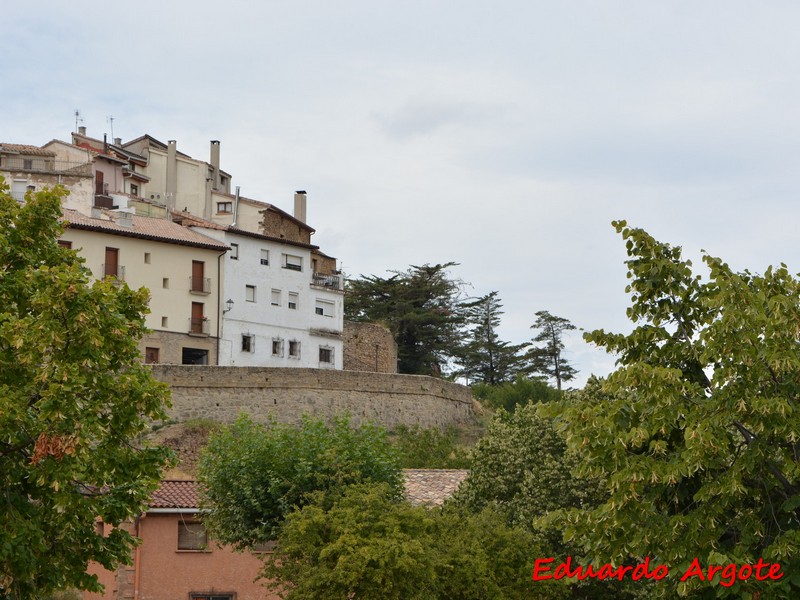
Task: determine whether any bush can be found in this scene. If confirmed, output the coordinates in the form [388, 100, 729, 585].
[390, 424, 471, 469]
[198, 414, 402, 549]
[472, 376, 560, 412]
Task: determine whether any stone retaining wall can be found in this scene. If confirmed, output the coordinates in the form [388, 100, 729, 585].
[151, 366, 474, 429]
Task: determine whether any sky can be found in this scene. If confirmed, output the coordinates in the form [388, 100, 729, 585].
[4, 1, 800, 386]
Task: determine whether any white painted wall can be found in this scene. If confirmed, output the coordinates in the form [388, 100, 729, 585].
[196, 227, 344, 369]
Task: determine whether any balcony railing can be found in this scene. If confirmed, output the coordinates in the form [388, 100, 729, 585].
[102, 264, 126, 281]
[94, 194, 115, 209]
[0, 157, 93, 176]
[188, 317, 210, 336]
[190, 276, 211, 294]
[311, 272, 344, 291]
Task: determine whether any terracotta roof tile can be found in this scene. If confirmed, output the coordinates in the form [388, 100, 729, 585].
[147, 470, 469, 512]
[0, 143, 56, 157]
[63, 209, 229, 251]
[150, 480, 200, 509]
[403, 469, 469, 506]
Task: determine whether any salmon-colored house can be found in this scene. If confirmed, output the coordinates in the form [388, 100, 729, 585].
[84, 480, 277, 600]
[85, 471, 468, 600]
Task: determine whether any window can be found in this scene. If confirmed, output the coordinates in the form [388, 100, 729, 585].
[130, 183, 139, 196]
[230, 243, 238, 259]
[182, 348, 209, 365]
[177, 521, 208, 551]
[23, 159, 33, 170]
[190, 594, 233, 600]
[190, 302, 206, 334]
[144, 252, 151, 264]
[260, 249, 269, 265]
[282, 253, 302, 271]
[161, 316, 168, 327]
[144, 347, 160, 364]
[253, 540, 278, 553]
[319, 346, 334, 365]
[217, 201, 233, 214]
[242, 334, 254, 352]
[191, 261, 207, 293]
[104, 247, 120, 279]
[57, 240, 72, 249]
[288, 292, 298, 310]
[288, 340, 300, 359]
[315, 299, 334, 317]
[272, 338, 284, 357]
[271, 289, 281, 306]
[162, 278, 169, 288]
[246, 285, 256, 302]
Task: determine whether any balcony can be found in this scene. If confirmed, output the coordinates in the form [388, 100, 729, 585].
[188, 317, 210, 336]
[311, 272, 344, 291]
[94, 195, 115, 209]
[189, 276, 211, 295]
[0, 157, 93, 176]
[102, 264, 126, 282]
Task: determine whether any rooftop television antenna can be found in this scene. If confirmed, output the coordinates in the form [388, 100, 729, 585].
[74, 109, 83, 133]
[107, 115, 115, 140]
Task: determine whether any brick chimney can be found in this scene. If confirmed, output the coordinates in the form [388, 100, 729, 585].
[294, 190, 307, 223]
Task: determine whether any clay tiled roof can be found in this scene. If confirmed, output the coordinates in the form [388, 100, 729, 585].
[150, 480, 200, 509]
[146, 470, 469, 512]
[0, 143, 56, 157]
[403, 469, 469, 507]
[63, 209, 229, 251]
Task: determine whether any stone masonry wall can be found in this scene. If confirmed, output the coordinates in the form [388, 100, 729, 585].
[343, 321, 398, 373]
[151, 366, 474, 429]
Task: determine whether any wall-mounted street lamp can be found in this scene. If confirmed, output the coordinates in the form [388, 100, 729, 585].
[223, 298, 234, 315]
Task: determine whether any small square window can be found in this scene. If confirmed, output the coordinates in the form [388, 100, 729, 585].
[271, 289, 281, 306]
[23, 159, 33, 170]
[272, 339, 284, 357]
[161, 316, 168, 327]
[130, 183, 139, 196]
[217, 201, 233, 214]
[230, 243, 238, 260]
[289, 340, 300, 358]
[242, 334, 254, 352]
[288, 292, 298, 310]
[246, 285, 256, 302]
[282, 253, 302, 271]
[260, 249, 269, 266]
[163, 278, 169, 288]
[144, 252, 151, 264]
[315, 299, 334, 317]
[177, 521, 207, 551]
[319, 346, 333, 364]
[58, 240, 72, 249]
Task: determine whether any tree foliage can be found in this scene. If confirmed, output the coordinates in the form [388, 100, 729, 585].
[390, 424, 471, 469]
[198, 414, 403, 549]
[263, 483, 554, 600]
[0, 181, 171, 597]
[548, 221, 800, 598]
[526, 310, 578, 390]
[344, 263, 465, 375]
[454, 291, 529, 385]
[472, 375, 560, 413]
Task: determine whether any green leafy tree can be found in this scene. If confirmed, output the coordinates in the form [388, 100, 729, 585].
[390, 424, 471, 469]
[263, 483, 555, 600]
[454, 291, 529, 385]
[527, 310, 578, 391]
[0, 180, 172, 598]
[472, 375, 560, 413]
[345, 263, 465, 375]
[548, 221, 800, 598]
[198, 414, 403, 549]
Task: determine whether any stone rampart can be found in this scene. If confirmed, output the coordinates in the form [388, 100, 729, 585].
[151, 366, 474, 429]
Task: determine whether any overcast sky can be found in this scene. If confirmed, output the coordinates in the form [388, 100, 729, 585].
[4, 1, 800, 386]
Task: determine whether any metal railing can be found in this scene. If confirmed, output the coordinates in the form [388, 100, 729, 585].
[0, 157, 93, 176]
[102, 264, 126, 281]
[188, 317, 210, 335]
[190, 276, 211, 294]
[311, 272, 344, 291]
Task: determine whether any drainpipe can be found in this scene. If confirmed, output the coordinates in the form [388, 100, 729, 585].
[133, 514, 143, 600]
[215, 248, 227, 365]
[231, 186, 240, 228]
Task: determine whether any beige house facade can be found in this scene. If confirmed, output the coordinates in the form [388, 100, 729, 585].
[61, 210, 229, 365]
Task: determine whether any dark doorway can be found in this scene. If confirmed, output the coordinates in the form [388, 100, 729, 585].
[182, 348, 208, 365]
